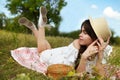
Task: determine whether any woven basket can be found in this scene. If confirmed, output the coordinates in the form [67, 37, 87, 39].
[47, 64, 73, 80]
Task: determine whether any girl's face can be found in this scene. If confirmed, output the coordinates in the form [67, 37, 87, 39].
[79, 26, 93, 46]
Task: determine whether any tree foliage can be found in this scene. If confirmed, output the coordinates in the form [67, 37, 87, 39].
[5, 0, 67, 34]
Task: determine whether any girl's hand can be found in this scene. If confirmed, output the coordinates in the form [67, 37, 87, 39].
[97, 37, 110, 51]
[82, 40, 99, 59]
[96, 37, 110, 60]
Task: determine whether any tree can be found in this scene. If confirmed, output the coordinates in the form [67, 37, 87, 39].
[6, 0, 67, 35]
[0, 13, 7, 29]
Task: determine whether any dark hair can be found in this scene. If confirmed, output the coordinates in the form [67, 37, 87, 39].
[74, 19, 97, 69]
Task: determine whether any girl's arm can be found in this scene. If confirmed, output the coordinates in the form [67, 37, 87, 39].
[95, 50, 106, 76]
[76, 40, 99, 73]
[94, 37, 110, 76]
[76, 53, 87, 73]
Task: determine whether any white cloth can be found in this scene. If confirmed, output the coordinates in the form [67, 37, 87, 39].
[40, 43, 79, 66]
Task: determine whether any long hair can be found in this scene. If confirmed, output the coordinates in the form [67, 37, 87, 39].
[74, 19, 97, 69]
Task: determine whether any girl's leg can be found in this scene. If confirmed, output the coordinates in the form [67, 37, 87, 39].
[18, 6, 51, 53]
[18, 17, 38, 40]
[37, 6, 51, 53]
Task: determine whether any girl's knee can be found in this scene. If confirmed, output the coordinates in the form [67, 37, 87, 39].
[37, 40, 51, 53]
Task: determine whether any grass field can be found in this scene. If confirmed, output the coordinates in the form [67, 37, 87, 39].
[0, 30, 120, 80]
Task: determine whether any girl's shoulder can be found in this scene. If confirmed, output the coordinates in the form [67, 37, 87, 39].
[73, 39, 80, 50]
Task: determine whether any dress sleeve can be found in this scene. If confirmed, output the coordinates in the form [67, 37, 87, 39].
[63, 43, 79, 65]
[102, 45, 113, 64]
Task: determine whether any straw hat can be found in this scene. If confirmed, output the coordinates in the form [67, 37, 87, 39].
[89, 17, 112, 41]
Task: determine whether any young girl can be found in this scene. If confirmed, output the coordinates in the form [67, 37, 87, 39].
[11, 6, 120, 78]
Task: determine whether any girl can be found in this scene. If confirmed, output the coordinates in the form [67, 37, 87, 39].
[11, 6, 119, 78]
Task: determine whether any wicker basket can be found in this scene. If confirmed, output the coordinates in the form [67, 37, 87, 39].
[47, 64, 73, 80]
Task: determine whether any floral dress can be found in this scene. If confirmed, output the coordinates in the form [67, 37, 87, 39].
[11, 43, 112, 75]
[11, 43, 79, 74]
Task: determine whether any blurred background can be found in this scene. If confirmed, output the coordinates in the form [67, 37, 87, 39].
[0, 0, 120, 80]
[0, 0, 120, 44]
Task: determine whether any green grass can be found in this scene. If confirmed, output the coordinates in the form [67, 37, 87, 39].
[108, 46, 120, 66]
[0, 30, 73, 80]
[0, 30, 120, 80]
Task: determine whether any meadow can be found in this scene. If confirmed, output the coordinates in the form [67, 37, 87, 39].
[0, 30, 120, 80]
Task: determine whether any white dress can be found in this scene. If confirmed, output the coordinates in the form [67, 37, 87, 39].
[11, 43, 79, 74]
[11, 42, 112, 75]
